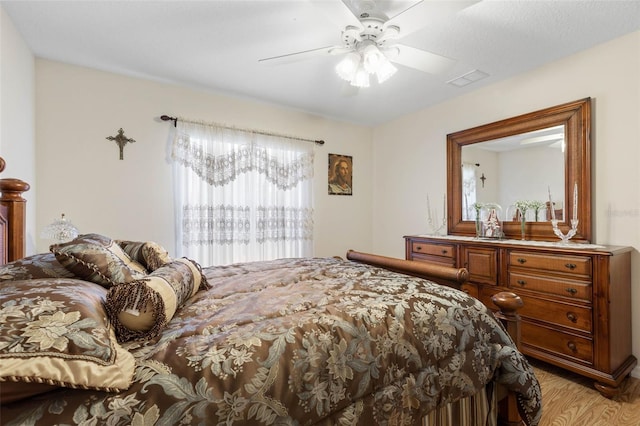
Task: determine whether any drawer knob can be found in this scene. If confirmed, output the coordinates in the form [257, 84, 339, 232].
[517, 280, 526, 286]
[441, 249, 448, 255]
[517, 258, 527, 264]
[565, 288, 578, 295]
[565, 263, 577, 270]
[566, 312, 578, 323]
[567, 341, 577, 352]
[416, 246, 423, 251]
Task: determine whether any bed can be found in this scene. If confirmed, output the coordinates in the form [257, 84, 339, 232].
[0, 158, 541, 425]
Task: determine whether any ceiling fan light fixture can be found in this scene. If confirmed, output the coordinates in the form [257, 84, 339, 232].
[362, 42, 385, 73]
[351, 63, 370, 88]
[380, 45, 400, 60]
[336, 40, 396, 87]
[375, 59, 397, 83]
[335, 53, 360, 81]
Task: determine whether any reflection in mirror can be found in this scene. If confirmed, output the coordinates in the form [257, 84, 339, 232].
[461, 125, 565, 222]
[446, 98, 591, 242]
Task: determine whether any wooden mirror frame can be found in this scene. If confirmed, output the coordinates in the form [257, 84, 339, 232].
[447, 98, 592, 242]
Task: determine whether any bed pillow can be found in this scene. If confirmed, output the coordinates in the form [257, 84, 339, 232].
[106, 258, 205, 342]
[51, 233, 147, 287]
[0, 252, 74, 283]
[116, 240, 172, 272]
[0, 278, 136, 404]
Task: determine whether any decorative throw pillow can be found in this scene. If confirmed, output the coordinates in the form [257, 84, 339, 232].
[0, 252, 74, 283]
[106, 258, 206, 342]
[116, 240, 172, 272]
[51, 233, 147, 287]
[0, 278, 136, 404]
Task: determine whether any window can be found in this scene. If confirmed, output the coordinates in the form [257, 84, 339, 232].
[171, 120, 314, 265]
[462, 162, 477, 220]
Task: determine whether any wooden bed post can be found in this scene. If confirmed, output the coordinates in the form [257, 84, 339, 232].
[492, 292, 525, 426]
[491, 292, 523, 351]
[0, 177, 30, 262]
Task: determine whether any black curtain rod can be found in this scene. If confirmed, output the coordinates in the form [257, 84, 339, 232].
[160, 115, 324, 146]
[160, 115, 178, 127]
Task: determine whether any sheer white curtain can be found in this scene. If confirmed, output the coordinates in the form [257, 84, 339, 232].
[171, 119, 314, 266]
[462, 162, 477, 220]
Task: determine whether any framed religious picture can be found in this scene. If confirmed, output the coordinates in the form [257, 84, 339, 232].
[328, 154, 352, 195]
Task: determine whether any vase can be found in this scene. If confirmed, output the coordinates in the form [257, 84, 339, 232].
[520, 217, 526, 240]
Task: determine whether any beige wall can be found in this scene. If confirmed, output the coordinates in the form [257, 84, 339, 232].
[34, 60, 373, 258]
[0, 6, 36, 254]
[372, 31, 640, 375]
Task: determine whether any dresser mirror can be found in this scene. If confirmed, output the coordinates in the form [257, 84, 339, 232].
[447, 98, 592, 242]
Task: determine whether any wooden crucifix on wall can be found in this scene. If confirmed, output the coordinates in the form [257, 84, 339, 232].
[106, 128, 136, 160]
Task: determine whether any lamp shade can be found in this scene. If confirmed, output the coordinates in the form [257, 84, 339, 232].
[362, 43, 385, 74]
[375, 59, 397, 83]
[335, 41, 397, 87]
[335, 53, 360, 82]
[352, 63, 370, 88]
[41, 214, 79, 243]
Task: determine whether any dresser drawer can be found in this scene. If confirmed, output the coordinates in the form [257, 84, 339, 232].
[411, 241, 455, 259]
[463, 246, 499, 285]
[518, 294, 592, 333]
[411, 254, 455, 267]
[522, 321, 593, 365]
[509, 251, 592, 278]
[508, 271, 592, 301]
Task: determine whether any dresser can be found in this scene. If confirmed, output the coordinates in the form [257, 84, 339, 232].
[405, 235, 636, 397]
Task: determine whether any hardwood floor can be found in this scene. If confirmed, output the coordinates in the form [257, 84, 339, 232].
[531, 359, 640, 425]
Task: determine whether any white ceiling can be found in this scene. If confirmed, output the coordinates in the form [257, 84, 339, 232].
[3, 0, 640, 126]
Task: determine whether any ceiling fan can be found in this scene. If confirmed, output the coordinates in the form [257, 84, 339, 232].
[258, 0, 478, 88]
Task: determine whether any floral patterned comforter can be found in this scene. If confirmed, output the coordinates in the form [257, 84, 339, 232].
[1, 257, 541, 425]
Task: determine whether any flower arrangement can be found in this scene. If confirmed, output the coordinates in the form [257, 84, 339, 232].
[528, 200, 545, 221]
[471, 202, 484, 237]
[514, 200, 531, 215]
[514, 200, 545, 221]
[513, 200, 545, 240]
[514, 201, 530, 240]
[472, 202, 484, 217]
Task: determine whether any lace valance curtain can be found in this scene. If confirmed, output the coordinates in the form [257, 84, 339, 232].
[172, 119, 314, 265]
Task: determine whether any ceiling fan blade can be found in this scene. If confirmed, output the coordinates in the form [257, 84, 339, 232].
[385, 0, 480, 39]
[388, 44, 456, 75]
[258, 45, 339, 65]
[309, 0, 363, 30]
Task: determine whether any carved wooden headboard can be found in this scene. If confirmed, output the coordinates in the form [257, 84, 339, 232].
[0, 157, 31, 264]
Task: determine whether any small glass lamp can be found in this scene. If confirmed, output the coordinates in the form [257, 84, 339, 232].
[41, 213, 79, 243]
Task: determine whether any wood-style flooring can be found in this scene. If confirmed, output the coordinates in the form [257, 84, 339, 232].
[531, 359, 640, 425]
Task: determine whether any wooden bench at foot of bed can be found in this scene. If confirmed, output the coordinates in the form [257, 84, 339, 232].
[346, 249, 526, 426]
